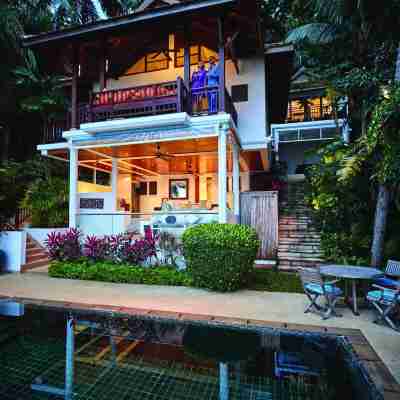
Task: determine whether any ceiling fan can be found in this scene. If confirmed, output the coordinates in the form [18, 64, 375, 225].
[154, 143, 175, 161]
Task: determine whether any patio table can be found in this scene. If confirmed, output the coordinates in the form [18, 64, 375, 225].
[320, 265, 382, 316]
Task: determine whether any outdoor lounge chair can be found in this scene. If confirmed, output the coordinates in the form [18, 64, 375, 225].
[299, 268, 343, 320]
[367, 285, 400, 331]
[373, 260, 400, 289]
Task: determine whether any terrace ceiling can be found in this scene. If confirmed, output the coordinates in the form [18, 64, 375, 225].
[45, 137, 265, 178]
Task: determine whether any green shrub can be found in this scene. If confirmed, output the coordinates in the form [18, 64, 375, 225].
[248, 269, 303, 293]
[182, 223, 260, 292]
[48, 260, 193, 287]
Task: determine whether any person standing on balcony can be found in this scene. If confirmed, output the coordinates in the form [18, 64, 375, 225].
[191, 61, 207, 113]
[207, 56, 219, 113]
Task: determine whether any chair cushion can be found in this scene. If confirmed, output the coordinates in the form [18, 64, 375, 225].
[305, 283, 342, 296]
[374, 276, 399, 289]
[367, 290, 398, 304]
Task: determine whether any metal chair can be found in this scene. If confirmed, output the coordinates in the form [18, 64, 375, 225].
[367, 285, 400, 331]
[373, 260, 400, 289]
[299, 268, 343, 320]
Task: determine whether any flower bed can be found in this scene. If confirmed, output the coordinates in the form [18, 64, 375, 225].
[49, 260, 192, 287]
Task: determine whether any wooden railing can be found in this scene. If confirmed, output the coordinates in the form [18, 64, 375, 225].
[43, 78, 238, 143]
[286, 104, 334, 123]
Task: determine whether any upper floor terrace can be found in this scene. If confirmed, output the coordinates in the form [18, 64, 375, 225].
[24, 0, 265, 146]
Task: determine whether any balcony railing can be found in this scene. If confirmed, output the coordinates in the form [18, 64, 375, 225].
[286, 104, 334, 123]
[44, 78, 237, 143]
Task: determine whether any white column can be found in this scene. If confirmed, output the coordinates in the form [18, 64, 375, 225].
[111, 157, 118, 212]
[232, 142, 240, 222]
[69, 146, 78, 228]
[218, 125, 228, 223]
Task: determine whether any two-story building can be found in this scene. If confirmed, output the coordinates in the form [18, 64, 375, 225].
[24, 0, 293, 252]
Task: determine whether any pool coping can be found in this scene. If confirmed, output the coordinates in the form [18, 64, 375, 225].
[1, 293, 399, 400]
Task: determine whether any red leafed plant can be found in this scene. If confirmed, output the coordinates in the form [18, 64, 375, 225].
[83, 235, 108, 261]
[45, 228, 82, 261]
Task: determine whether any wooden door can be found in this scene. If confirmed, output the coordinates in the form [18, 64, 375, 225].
[240, 191, 278, 259]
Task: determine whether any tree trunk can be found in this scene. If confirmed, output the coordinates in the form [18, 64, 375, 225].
[371, 184, 390, 267]
[369, 43, 400, 267]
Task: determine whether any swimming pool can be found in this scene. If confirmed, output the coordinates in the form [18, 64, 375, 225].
[0, 303, 385, 400]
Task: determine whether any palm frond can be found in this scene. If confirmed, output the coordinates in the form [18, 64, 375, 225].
[286, 23, 338, 44]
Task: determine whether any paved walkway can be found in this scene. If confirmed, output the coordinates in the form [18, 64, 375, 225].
[0, 270, 399, 383]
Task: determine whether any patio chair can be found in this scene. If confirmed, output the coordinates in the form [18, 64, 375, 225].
[367, 285, 400, 331]
[299, 268, 343, 320]
[373, 260, 400, 290]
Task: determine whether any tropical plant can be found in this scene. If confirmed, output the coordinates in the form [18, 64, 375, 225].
[21, 176, 69, 227]
[182, 224, 260, 292]
[45, 228, 82, 261]
[83, 235, 109, 261]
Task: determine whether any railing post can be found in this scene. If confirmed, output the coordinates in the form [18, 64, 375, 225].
[177, 77, 183, 113]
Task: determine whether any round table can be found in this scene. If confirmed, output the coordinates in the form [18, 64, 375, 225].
[320, 265, 382, 315]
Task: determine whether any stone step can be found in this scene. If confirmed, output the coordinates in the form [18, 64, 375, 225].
[27, 253, 48, 263]
[21, 259, 49, 272]
[278, 244, 322, 252]
[278, 254, 325, 263]
[26, 247, 45, 257]
[278, 260, 323, 272]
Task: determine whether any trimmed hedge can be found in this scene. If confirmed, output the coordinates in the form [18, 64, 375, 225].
[48, 260, 193, 287]
[182, 223, 260, 292]
[248, 269, 303, 293]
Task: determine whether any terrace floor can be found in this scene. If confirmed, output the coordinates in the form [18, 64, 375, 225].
[0, 269, 399, 386]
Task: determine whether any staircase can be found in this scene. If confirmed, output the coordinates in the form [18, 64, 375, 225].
[21, 235, 50, 272]
[278, 182, 324, 271]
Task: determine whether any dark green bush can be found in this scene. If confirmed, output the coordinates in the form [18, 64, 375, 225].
[182, 223, 260, 292]
[49, 260, 193, 287]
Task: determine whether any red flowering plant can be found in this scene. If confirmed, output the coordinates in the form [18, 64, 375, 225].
[45, 228, 82, 261]
[83, 235, 109, 262]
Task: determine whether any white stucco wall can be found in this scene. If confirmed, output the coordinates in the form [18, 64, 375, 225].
[226, 57, 266, 150]
[0, 231, 26, 272]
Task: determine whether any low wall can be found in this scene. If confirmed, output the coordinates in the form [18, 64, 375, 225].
[24, 228, 69, 247]
[0, 231, 27, 272]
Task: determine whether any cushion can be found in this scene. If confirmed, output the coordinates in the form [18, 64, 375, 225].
[305, 283, 342, 296]
[374, 276, 400, 290]
[367, 290, 398, 304]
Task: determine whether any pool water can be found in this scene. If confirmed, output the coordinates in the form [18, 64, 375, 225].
[0, 305, 381, 400]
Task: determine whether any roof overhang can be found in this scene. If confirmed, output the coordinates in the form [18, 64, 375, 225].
[23, 0, 236, 48]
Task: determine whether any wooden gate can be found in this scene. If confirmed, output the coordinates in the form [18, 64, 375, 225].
[240, 191, 278, 259]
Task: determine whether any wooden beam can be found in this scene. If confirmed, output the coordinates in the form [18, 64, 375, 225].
[71, 44, 79, 129]
[218, 16, 226, 112]
[119, 160, 159, 176]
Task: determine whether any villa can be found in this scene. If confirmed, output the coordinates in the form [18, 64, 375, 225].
[22, 0, 351, 265]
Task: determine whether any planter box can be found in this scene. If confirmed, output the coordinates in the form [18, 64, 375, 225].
[24, 228, 69, 247]
[0, 231, 27, 272]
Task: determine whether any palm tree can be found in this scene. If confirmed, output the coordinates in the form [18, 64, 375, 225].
[286, 1, 400, 266]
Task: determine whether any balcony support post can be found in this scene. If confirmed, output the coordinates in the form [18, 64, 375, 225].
[69, 146, 78, 228]
[232, 142, 240, 222]
[218, 124, 228, 223]
[218, 17, 226, 113]
[111, 158, 118, 212]
[71, 44, 79, 129]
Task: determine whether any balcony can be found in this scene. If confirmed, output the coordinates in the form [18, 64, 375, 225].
[286, 103, 334, 123]
[43, 78, 238, 143]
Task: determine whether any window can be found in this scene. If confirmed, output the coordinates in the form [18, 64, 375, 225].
[231, 84, 248, 103]
[138, 182, 148, 195]
[149, 181, 158, 195]
[174, 46, 218, 68]
[175, 45, 200, 68]
[125, 51, 169, 75]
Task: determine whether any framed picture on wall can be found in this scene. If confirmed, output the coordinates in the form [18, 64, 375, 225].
[169, 179, 189, 200]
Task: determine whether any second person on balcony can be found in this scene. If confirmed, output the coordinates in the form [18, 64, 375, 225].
[207, 56, 220, 113]
[191, 61, 208, 114]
